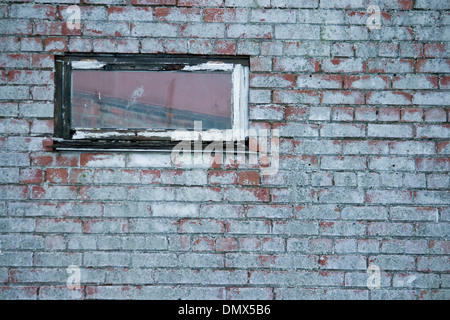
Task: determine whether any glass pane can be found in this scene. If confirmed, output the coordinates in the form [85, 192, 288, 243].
[71, 70, 233, 130]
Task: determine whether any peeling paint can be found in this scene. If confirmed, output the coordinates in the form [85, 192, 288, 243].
[182, 62, 234, 72]
[72, 60, 106, 69]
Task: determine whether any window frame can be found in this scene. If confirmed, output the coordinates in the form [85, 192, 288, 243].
[54, 53, 250, 150]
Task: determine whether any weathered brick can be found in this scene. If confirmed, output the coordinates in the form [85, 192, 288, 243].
[250, 73, 295, 88]
[284, 41, 330, 57]
[273, 57, 318, 72]
[366, 190, 413, 204]
[393, 75, 438, 90]
[275, 24, 320, 40]
[318, 188, 365, 204]
[390, 207, 437, 222]
[321, 124, 365, 138]
[224, 0, 269, 7]
[416, 125, 450, 139]
[43, 37, 67, 52]
[84, 252, 130, 267]
[80, 186, 127, 201]
[131, 22, 177, 37]
[416, 158, 450, 172]
[344, 75, 389, 90]
[0, 86, 29, 100]
[0, 0, 448, 300]
[322, 58, 365, 73]
[321, 156, 366, 170]
[368, 124, 413, 138]
[298, 74, 342, 89]
[227, 24, 273, 39]
[36, 218, 82, 233]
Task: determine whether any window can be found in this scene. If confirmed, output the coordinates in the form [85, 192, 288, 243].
[53, 54, 249, 151]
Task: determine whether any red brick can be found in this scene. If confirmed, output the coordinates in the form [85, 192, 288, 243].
[354, 107, 377, 121]
[46, 168, 69, 184]
[203, 8, 248, 23]
[216, 237, 238, 252]
[0, 54, 30, 68]
[31, 53, 53, 68]
[44, 37, 67, 52]
[163, 39, 187, 54]
[83, 219, 129, 233]
[238, 171, 260, 186]
[80, 153, 125, 167]
[378, 108, 400, 122]
[178, 0, 223, 7]
[184, 38, 209, 51]
[416, 59, 450, 73]
[224, 187, 270, 202]
[250, 57, 272, 72]
[116, 39, 139, 53]
[401, 108, 424, 122]
[378, 43, 399, 57]
[34, 21, 81, 36]
[424, 43, 446, 58]
[429, 241, 450, 255]
[397, 0, 413, 9]
[130, 0, 176, 5]
[285, 106, 307, 122]
[366, 190, 413, 204]
[140, 170, 161, 184]
[20, 168, 44, 184]
[321, 91, 365, 105]
[416, 158, 450, 172]
[424, 108, 447, 122]
[7, 70, 54, 85]
[193, 236, 215, 251]
[298, 74, 343, 89]
[273, 90, 320, 104]
[208, 170, 238, 185]
[169, 235, 190, 251]
[20, 37, 43, 51]
[366, 91, 413, 105]
[440, 76, 450, 90]
[69, 169, 93, 183]
[31, 154, 53, 167]
[368, 59, 414, 73]
[155, 7, 201, 21]
[238, 237, 261, 251]
[344, 75, 390, 90]
[179, 219, 225, 234]
[0, 70, 5, 84]
[322, 58, 365, 73]
[213, 40, 236, 55]
[92, 39, 115, 53]
[31, 185, 77, 200]
[437, 142, 449, 154]
[400, 42, 423, 57]
[262, 237, 284, 251]
[55, 154, 79, 167]
[250, 73, 296, 88]
[31, 119, 54, 134]
[332, 107, 354, 121]
[43, 138, 55, 153]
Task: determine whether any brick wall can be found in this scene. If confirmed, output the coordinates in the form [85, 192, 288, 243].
[0, 0, 449, 300]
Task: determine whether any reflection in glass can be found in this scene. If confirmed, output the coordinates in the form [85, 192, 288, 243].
[71, 70, 233, 130]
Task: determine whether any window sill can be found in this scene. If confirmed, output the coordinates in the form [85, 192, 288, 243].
[52, 139, 250, 153]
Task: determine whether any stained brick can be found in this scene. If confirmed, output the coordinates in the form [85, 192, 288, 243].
[0, 0, 448, 300]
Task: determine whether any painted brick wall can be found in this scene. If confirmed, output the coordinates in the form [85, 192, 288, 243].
[0, 0, 449, 300]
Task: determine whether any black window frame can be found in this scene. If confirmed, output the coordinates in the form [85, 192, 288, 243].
[53, 53, 250, 151]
